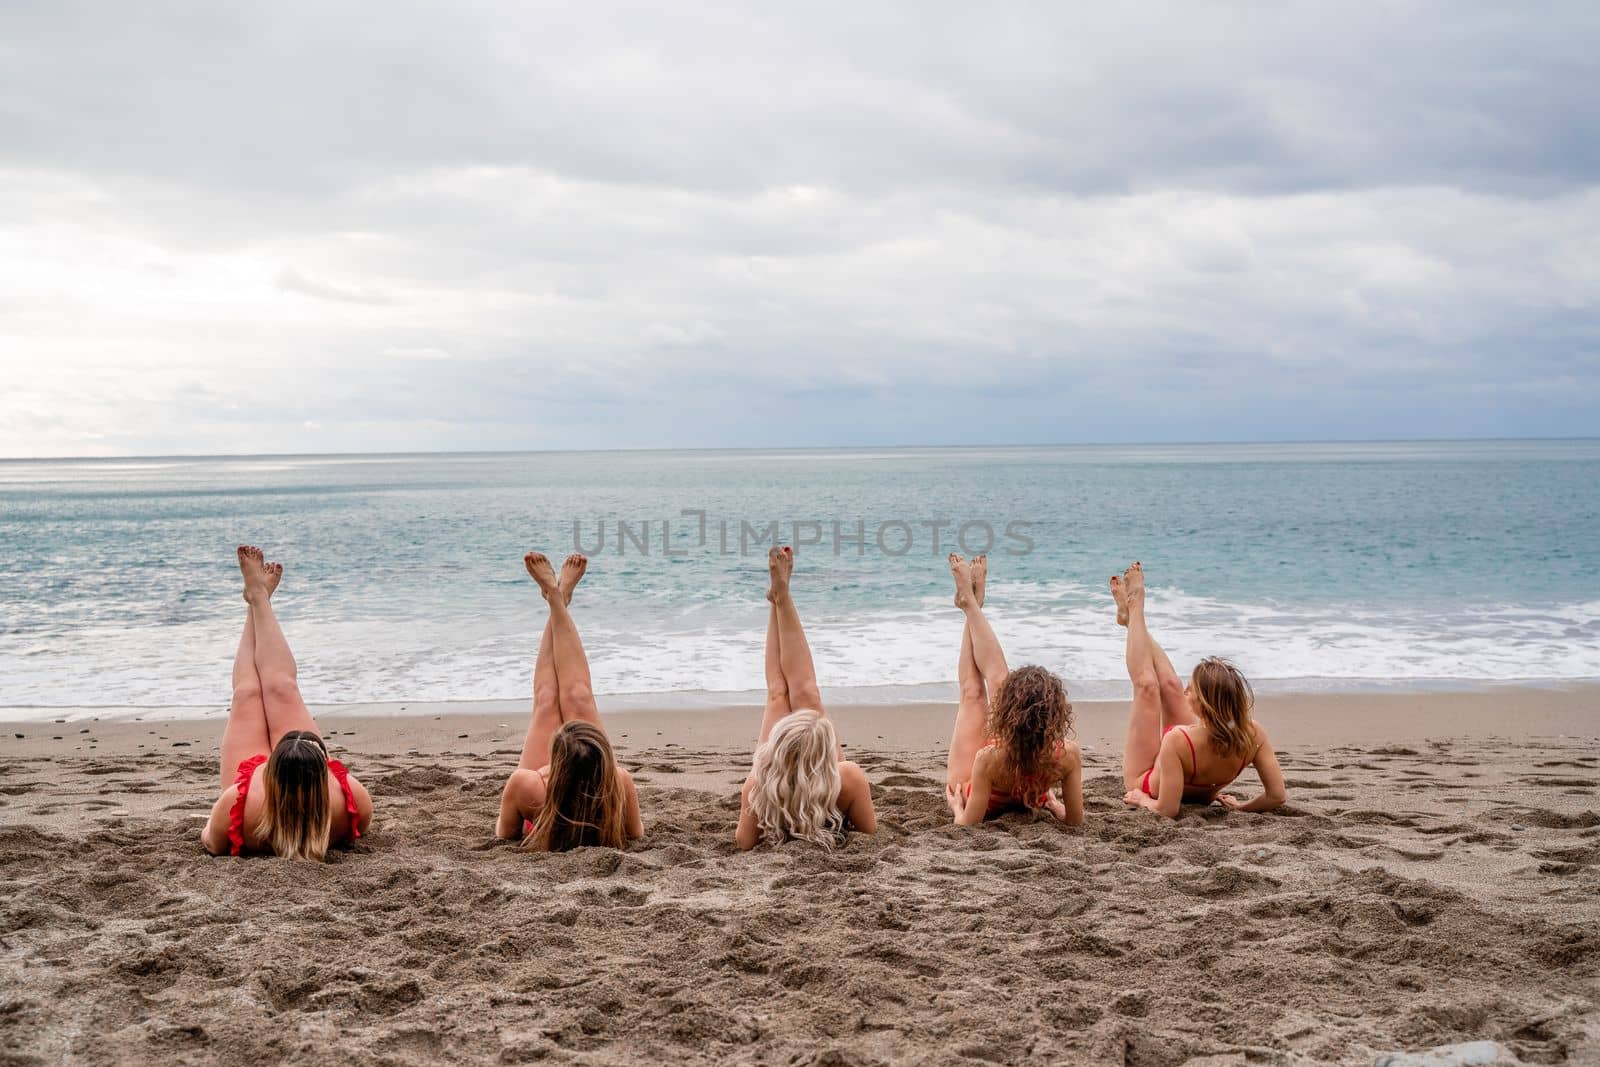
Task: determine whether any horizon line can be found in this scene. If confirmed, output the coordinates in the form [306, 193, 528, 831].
[1, 434, 1597, 463]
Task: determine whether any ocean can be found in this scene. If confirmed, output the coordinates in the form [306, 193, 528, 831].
[2, 441, 1597, 717]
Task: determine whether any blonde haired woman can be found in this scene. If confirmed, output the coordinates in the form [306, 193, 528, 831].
[201, 547, 372, 859]
[495, 552, 644, 850]
[735, 546, 877, 849]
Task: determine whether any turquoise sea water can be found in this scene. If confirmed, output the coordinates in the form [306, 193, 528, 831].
[1, 441, 1597, 715]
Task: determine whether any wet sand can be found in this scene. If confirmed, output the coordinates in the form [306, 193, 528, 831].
[2, 687, 1598, 1065]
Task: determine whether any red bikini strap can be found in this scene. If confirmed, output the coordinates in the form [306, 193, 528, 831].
[1177, 727, 1199, 783]
[227, 754, 268, 857]
[327, 759, 361, 839]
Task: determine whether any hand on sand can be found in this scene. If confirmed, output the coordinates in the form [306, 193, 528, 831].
[1122, 788, 1151, 810]
[1215, 793, 1243, 810]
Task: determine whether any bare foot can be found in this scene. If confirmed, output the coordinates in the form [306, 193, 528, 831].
[766, 545, 794, 603]
[1110, 573, 1128, 627]
[949, 553, 974, 610]
[237, 545, 272, 603]
[558, 553, 587, 606]
[971, 555, 988, 608]
[524, 551, 560, 600]
[1124, 561, 1145, 613]
[265, 561, 283, 598]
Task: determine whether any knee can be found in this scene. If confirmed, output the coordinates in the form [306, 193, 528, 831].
[766, 681, 789, 705]
[791, 685, 823, 712]
[533, 689, 560, 720]
[1130, 670, 1161, 700]
[560, 681, 594, 710]
[958, 677, 986, 704]
[261, 674, 301, 706]
[1159, 676, 1185, 705]
[231, 680, 263, 707]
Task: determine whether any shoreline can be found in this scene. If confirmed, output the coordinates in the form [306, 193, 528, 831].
[5, 677, 1599, 728]
[7, 688, 1598, 778]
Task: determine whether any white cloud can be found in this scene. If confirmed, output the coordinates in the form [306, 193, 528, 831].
[0, 3, 1596, 455]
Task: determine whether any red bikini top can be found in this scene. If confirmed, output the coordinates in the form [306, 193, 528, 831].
[1174, 727, 1254, 791]
[226, 754, 361, 856]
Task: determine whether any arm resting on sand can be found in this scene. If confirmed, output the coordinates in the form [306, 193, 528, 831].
[734, 777, 760, 850]
[200, 789, 235, 855]
[1217, 730, 1288, 813]
[1054, 742, 1085, 826]
[619, 767, 645, 840]
[839, 760, 877, 834]
[1123, 735, 1184, 819]
[954, 748, 996, 826]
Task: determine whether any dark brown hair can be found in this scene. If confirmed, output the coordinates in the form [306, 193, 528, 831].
[258, 730, 331, 861]
[984, 665, 1073, 792]
[1190, 657, 1256, 759]
[525, 721, 628, 852]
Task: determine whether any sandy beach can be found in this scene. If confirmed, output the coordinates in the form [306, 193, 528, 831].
[2, 687, 1598, 1065]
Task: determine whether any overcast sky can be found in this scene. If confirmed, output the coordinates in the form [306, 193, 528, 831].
[1, 2, 1596, 456]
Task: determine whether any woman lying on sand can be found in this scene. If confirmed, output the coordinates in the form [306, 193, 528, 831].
[736, 546, 877, 849]
[201, 547, 373, 859]
[945, 554, 1084, 826]
[1114, 562, 1288, 818]
[495, 552, 644, 851]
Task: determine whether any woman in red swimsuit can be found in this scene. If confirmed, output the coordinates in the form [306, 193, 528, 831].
[1114, 562, 1287, 818]
[944, 554, 1083, 826]
[495, 552, 643, 850]
[201, 547, 373, 859]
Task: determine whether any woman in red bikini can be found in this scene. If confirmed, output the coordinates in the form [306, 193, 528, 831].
[1114, 562, 1288, 818]
[944, 553, 1083, 826]
[201, 547, 372, 859]
[495, 551, 643, 850]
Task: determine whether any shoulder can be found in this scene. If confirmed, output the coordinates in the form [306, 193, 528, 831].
[1159, 726, 1193, 757]
[838, 759, 869, 792]
[971, 744, 1002, 774]
[1249, 719, 1269, 750]
[1056, 739, 1082, 770]
[214, 782, 242, 812]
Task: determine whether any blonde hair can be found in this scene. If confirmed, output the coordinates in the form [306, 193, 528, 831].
[525, 721, 629, 852]
[257, 730, 332, 861]
[1191, 657, 1256, 759]
[747, 710, 843, 848]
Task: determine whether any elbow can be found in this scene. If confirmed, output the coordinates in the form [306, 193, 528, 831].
[1265, 791, 1288, 811]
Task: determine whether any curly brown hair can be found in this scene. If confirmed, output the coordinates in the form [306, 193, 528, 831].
[984, 665, 1073, 790]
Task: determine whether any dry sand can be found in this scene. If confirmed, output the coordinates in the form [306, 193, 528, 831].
[2, 687, 1598, 1065]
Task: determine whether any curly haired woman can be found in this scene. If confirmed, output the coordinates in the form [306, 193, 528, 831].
[944, 554, 1083, 826]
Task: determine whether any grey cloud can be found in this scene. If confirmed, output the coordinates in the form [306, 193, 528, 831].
[0, 2, 1596, 456]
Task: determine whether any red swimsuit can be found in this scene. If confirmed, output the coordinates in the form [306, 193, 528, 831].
[226, 754, 361, 856]
[1139, 725, 1253, 798]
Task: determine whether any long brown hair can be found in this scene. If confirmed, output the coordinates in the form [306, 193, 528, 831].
[985, 665, 1073, 792]
[525, 721, 628, 852]
[1191, 656, 1256, 759]
[257, 730, 332, 861]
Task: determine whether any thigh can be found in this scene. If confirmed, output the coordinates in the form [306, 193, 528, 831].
[947, 694, 989, 785]
[1122, 688, 1165, 792]
[756, 694, 792, 746]
[263, 680, 319, 747]
[220, 689, 271, 791]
